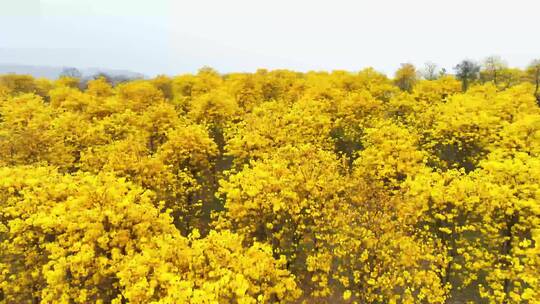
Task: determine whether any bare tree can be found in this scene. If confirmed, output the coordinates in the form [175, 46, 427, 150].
[422, 62, 439, 80]
[481, 56, 507, 85]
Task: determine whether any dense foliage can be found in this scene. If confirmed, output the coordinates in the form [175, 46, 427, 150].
[0, 63, 539, 303]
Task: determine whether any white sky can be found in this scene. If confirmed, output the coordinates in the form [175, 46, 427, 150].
[1, 0, 539, 76]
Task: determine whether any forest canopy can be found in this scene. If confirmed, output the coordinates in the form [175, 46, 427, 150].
[1, 59, 539, 303]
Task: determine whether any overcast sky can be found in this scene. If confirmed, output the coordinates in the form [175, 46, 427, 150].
[1, 0, 539, 76]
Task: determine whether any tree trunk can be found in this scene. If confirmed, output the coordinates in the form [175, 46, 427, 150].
[501, 214, 518, 304]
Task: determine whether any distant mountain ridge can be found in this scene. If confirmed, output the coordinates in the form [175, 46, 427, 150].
[0, 64, 145, 80]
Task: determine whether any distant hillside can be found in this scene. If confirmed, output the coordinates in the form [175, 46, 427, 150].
[0, 64, 145, 80]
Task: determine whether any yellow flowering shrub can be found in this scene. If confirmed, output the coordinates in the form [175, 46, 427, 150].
[86, 77, 114, 98]
[1, 69, 539, 303]
[0, 166, 299, 303]
[225, 99, 334, 163]
[353, 121, 427, 190]
[218, 144, 446, 302]
[412, 76, 462, 103]
[0, 94, 74, 169]
[188, 89, 239, 126]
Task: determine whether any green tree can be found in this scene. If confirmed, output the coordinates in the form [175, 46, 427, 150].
[454, 59, 480, 91]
